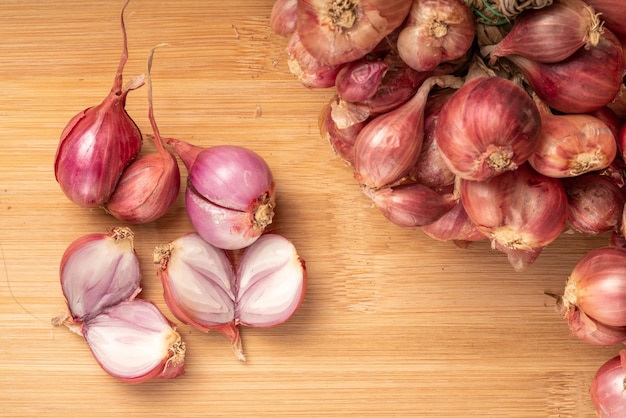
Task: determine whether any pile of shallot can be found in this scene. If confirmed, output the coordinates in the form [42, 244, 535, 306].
[271, 0, 626, 414]
[52, 0, 306, 382]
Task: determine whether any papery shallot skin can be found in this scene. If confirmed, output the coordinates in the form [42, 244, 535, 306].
[82, 299, 186, 384]
[60, 227, 141, 323]
[566, 306, 626, 346]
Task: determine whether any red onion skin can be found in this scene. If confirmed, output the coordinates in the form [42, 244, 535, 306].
[562, 174, 624, 235]
[54, 0, 143, 208]
[435, 76, 542, 181]
[567, 306, 626, 346]
[365, 183, 457, 228]
[590, 351, 626, 417]
[563, 247, 626, 327]
[270, 0, 297, 36]
[397, 0, 475, 72]
[528, 108, 617, 178]
[489, 0, 603, 64]
[584, 0, 626, 38]
[508, 29, 624, 114]
[335, 58, 388, 103]
[82, 299, 185, 384]
[460, 164, 568, 270]
[296, 0, 413, 66]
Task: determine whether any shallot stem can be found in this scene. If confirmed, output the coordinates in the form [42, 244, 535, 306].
[112, 0, 132, 95]
[146, 43, 170, 154]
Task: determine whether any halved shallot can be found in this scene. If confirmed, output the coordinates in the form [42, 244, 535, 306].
[154, 233, 306, 361]
[82, 299, 186, 383]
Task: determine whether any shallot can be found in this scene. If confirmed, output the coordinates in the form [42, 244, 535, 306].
[488, 0, 604, 64]
[590, 351, 626, 417]
[584, 0, 626, 38]
[82, 299, 186, 383]
[54, 0, 143, 208]
[562, 246, 626, 327]
[335, 58, 388, 103]
[57, 227, 141, 323]
[397, 0, 475, 72]
[270, 0, 298, 37]
[354, 75, 463, 189]
[508, 29, 624, 114]
[296, 0, 413, 66]
[154, 233, 306, 361]
[528, 99, 617, 178]
[460, 164, 568, 271]
[364, 183, 456, 228]
[562, 174, 624, 235]
[105, 45, 181, 223]
[435, 76, 542, 181]
[166, 139, 276, 250]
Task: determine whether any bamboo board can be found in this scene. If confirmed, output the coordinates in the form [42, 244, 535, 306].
[0, 1, 617, 416]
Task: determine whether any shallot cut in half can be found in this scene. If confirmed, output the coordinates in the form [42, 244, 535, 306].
[166, 138, 276, 250]
[154, 233, 306, 361]
[590, 351, 626, 417]
[54, 227, 141, 325]
[286, 31, 342, 89]
[105, 45, 180, 224]
[296, 0, 413, 66]
[54, 0, 143, 208]
[364, 183, 456, 228]
[353, 74, 463, 190]
[435, 76, 542, 181]
[508, 29, 624, 114]
[562, 174, 624, 235]
[561, 246, 626, 327]
[397, 0, 475, 72]
[82, 299, 186, 383]
[460, 164, 568, 271]
[487, 0, 604, 64]
[270, 0, 298, 37]
[527, 98, 617, 178]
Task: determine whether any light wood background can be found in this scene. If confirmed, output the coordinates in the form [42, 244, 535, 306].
[0, 1, 618, 416]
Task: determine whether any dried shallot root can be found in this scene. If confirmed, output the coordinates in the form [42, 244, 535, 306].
[52, 227, 186, 383]
[154, 233, 306, 361]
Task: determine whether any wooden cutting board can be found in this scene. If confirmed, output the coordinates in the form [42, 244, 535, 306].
[0, 1, 618, 416]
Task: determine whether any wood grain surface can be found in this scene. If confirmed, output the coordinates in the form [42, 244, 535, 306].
[0, 1, 617, 416]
